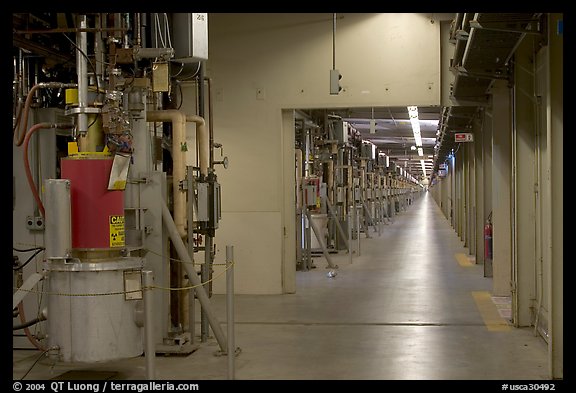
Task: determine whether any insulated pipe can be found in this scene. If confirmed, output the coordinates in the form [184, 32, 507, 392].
[161, 202, 227, 351]
[146, 110, 187, 237]
[186, 115, 209, 177]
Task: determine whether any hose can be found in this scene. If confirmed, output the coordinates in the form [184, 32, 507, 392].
[23, 122, 74, 217]
[17, 302, 45, 351]
[13, 82, 77, 146]
[13, 314, 46, 331]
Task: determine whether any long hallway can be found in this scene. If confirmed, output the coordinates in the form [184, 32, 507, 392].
[12, 192, 549, 380]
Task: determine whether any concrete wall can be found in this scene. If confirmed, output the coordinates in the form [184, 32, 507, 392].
[192, 13, 443, 294]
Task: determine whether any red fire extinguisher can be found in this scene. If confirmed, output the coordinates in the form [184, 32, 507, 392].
[484, 213, 493, 260]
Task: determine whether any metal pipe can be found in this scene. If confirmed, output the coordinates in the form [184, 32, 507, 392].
[201, 235, 212, 342]
[146, 110, 187, 237]
[326, 198, 348, 249]
[142, 270, 155, 380]
[186, 115, 209, 177]
[133, 47, 174, 60]
[134, 12, 142, 47]
[226, 245, 235, 380]
[206, 77, 215, 171]
[306, 209, 337, 270]
[348, 210, 353, 265]
[304, 209, 311, 270]
[356, 204, 361, 256]
[161, 202, 227, 351]
[76, 15, 89, 134]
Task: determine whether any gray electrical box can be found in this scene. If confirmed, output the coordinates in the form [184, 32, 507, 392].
[196, 182, 209, 222]
[172, 13, 208, 63]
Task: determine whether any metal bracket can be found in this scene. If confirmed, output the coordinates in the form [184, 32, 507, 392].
[469, 17, 543, 35]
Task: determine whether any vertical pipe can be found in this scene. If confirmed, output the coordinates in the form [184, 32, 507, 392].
[186, 167, 196, 343]
[142, 270, 156, 380]
[134, 12, 142, 47]
[201, 235, 211, 342]
[304, 206, 311, 270]
[226, 245, 235, 380]
[348, 210, 353, 264]
[332, 13, 336, 70]
[356, 204, 361, 256]
[206, 77, 215, 171]
[76, 15, 88, 134]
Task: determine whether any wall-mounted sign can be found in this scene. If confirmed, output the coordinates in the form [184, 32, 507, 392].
[455, 133, 474, 142]
[438, 169, 447, 177]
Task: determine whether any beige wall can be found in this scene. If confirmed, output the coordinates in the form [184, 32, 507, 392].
[193, 13, 443, 294]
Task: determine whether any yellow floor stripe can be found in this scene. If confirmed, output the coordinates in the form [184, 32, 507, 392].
[455, 253, 474, 267]
[471, 291, 511, 332]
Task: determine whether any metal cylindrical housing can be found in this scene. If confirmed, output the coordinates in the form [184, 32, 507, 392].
[44, 179, 72, 259]
[61, 157, 124, 250]
[46, 258, 144, 363]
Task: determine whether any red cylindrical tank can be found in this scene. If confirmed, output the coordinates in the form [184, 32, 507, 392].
[61, 157, 124, 249]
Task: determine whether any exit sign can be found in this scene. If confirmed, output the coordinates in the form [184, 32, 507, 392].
[455, 133, 474, 142]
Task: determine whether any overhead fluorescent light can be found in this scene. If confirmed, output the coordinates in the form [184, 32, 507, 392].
[407, 106, 422, 147]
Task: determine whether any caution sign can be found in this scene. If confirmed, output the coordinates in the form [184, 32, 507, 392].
[109, 215, 125, 247]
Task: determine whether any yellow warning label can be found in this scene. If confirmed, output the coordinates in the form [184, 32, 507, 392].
[109, 215, 125, 247]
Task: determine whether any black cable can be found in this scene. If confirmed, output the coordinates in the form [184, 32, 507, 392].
[13, 246, 44, 252]
[13, 248, 44, 271]
[13, 315, 46, 331]
[177, 81, 183, 110]
[20, 349, 49, 380]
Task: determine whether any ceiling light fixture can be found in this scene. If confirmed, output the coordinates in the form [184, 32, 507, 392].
[407, 105, 423, 156]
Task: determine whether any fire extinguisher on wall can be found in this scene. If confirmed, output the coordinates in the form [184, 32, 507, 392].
[484, 212, 493, 260]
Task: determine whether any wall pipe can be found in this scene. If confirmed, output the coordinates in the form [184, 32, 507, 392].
[146, 110, 187, 237]
[161, 202, 227, 351]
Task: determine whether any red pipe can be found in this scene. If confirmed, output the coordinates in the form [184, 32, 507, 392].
[23, 122, 74, 217]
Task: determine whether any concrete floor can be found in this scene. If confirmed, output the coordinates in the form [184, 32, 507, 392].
[13, 192, 549, 380]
